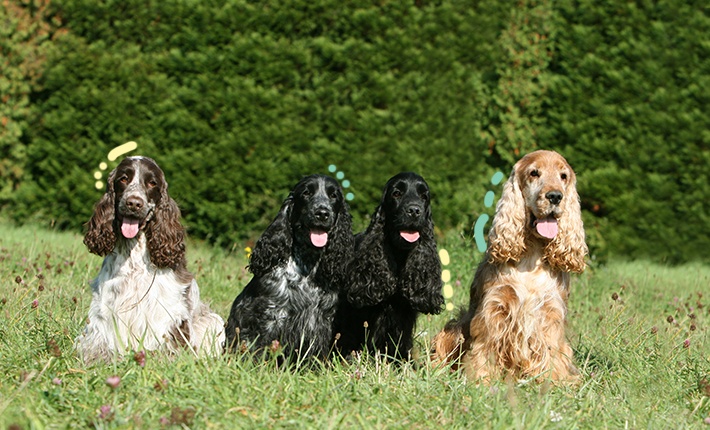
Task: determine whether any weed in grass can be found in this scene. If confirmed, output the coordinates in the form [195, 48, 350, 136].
[97, 404, 115, 422]
[106, 375, 121, 388]
[167, 406, 196, 426]
[134, 350, 146, 368]
[154, 378, 169, 392]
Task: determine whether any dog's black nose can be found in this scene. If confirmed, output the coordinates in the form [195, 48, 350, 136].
[126, 196, 144, 210]
[314, 208, 330, 222]
[406, 205, 422, 218]
[545, 191, 563, 205]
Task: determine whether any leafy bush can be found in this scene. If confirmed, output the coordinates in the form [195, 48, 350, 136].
[16, 0, 505, 245]
[0, 0, 58, 206]
[3, 0, 709, 262]
[546, 0, 710, 262]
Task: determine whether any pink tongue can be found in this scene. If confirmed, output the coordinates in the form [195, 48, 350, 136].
[310, 230, 328, 248]
[400, 231, 420, 243]
[121, 218, 140, 239]
[535, 217, 559, 239]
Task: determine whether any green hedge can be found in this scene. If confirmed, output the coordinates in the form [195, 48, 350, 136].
[15, 0, 505, 243]
[0, 0, 56, 205]
[547, 0, 710, 262]
[3, 0, 709, 263]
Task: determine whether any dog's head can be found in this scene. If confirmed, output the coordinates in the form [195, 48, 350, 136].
[110, 156, 166, 240]
[84, 156, 188, 272]
[488, 150, 587, 272]
[249, 174, 353, 278]
[513, 150, 576, 241]
[378, 172, 433, 250]
[289, 174, 347, 249]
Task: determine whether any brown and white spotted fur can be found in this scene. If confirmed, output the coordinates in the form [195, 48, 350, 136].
[76, 156, 224, 363]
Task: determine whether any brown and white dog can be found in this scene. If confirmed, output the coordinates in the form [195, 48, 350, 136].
[431, 150, 587, 383]
[76, 156, 224, 363]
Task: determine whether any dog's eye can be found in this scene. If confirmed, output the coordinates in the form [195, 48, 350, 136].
[530, 170, 540, 178]
[118, 175, 128, 184]
[302, 190, 311, 197]
[392, 190, 402, 198]
[561, 173, 568, 180]
[147, 180, 158, 188]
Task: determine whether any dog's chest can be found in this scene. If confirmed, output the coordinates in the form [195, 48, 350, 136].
[502, 254, 567, 312]
[91, 237, 190, 347]
[269, 258, 328, 303]
[263, 257, 337, 326]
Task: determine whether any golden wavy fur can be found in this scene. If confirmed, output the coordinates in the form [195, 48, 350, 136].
[431, 150, 587, 383]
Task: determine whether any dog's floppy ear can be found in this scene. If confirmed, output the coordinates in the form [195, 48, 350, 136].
[84, 167, 117, 256]
[313, 196, 354, 288]
[400, 214, 444, 314]
[248, 194, 294, 277]
[346, 204, 398, 306]
[487, 166, 527, 264]
[544, 171, 588, 273]
[146, 174, 187, 269]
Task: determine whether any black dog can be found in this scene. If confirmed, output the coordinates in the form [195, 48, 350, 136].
[334, 172, 444, 360]
[225, 175, 353, 360]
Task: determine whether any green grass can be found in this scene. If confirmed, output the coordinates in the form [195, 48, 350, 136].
[0, 222, 708, 429]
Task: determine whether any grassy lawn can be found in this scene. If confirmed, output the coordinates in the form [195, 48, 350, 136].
[0, 222, 708, 428]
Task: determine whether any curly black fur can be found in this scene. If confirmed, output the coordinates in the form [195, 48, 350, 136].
[225, 175, 353, 360]
[333, 172, 444, 360]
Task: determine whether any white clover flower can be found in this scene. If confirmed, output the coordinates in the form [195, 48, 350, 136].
[550, 411, 563, 423]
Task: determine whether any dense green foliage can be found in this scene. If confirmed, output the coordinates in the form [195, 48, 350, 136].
[0, 0, 58, 204]
[547, 0, 710, 263]
[1, 223, 709, 427]
[1, 0, 708, 262]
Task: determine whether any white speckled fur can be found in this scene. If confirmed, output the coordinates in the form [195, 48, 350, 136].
[76, 235, 225, 362]
[224, 174, 352, 359]
[76, 157, 224, 362]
